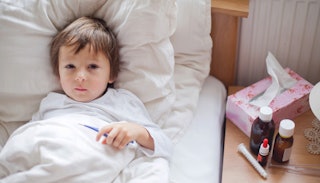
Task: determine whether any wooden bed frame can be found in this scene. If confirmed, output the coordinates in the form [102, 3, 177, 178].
[210, 0, 249, 87]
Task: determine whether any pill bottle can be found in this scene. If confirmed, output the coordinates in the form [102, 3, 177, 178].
[272, 119, 295, 163]
[249, 106, 275, 155]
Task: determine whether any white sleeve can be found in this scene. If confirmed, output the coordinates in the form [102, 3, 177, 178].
[118, 89, 173, 160]
[138, 125, 173, 160]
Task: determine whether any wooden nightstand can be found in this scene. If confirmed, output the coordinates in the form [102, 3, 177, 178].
[222, 86, 320, 182]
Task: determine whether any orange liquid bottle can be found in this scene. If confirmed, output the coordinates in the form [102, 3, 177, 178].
[272, 119, 295, 163]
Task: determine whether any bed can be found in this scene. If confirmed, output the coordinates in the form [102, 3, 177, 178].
[0, 0, 247, 182]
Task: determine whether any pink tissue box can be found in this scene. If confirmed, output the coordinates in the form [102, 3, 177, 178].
[226, 68, 313, 137]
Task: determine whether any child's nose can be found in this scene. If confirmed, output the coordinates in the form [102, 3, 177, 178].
[75, 71, 86, 81]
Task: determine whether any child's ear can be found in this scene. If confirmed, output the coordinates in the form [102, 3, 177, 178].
[108, 78, 115, 84]
[108, 75, 116, 84]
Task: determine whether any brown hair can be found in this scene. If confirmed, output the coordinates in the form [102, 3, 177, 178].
[50, 16, 119, 81]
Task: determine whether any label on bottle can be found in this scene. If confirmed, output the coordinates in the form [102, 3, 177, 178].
[282, 147, 292, 162]
[257, 154, 268, 166]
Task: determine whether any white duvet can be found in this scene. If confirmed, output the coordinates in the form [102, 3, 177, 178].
[0, 114, 169, 183]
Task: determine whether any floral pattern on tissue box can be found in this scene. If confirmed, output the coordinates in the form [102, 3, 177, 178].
[226, 68, 313, 137]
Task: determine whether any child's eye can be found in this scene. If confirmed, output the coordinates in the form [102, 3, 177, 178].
[65, 64, 75, 69]
[88, 64, 99, 69]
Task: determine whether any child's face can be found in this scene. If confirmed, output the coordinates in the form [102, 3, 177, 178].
[58, 45, 114, 102]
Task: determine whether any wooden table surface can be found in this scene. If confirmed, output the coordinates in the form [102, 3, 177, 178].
[222, 86, 320, 183]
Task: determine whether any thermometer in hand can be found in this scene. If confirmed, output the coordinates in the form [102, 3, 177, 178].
[79, 124, 134, 144]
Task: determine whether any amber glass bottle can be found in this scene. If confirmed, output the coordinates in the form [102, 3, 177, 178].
[272, 119, 295, 163]
[249, 106, 275, 155]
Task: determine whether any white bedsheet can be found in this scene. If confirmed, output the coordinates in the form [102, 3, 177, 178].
[0, 75, 226, 183]
[170, 76, 226, 183]
[0, 114, 169, 183]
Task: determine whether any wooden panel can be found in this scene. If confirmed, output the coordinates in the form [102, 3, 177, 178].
[210, 13, 239, 87]
[210, 0, 249, 87]
[212, 0, 249, 17]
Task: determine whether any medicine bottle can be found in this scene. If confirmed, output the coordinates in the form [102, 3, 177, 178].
[249, 106, 275, 155]
[272, 119, 295, 163]
[257, 138, 269, 167]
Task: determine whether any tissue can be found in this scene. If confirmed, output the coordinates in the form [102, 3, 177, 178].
[250, 52, 297, 107]
[226, 52, 313, 136]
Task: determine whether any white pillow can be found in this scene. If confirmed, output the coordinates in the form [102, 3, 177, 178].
[94, 0, 177, 131]
[0, 0, 177, 131]
[0, 0, 100, 122]
[0, 0, 212, 143]
[168, 0, 213, 142]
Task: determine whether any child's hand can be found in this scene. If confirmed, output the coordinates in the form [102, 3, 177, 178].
[96, 121, 154, 150]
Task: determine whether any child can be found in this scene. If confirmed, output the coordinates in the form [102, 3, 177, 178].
[47, 16, 172, 151]
[0, 17, 172, 182]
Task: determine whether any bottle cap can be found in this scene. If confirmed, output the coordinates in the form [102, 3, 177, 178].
[259, 138, 269, 156]
[279, 119, 295, 138]
[259, 106, 273, 122]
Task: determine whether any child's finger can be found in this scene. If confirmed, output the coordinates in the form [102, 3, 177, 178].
[114, 131, 132, 148]
[105, 127, 119, 145]
[96, 126, 111, 142]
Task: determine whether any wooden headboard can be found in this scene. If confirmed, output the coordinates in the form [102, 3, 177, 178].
[210, 0, 249, 87]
